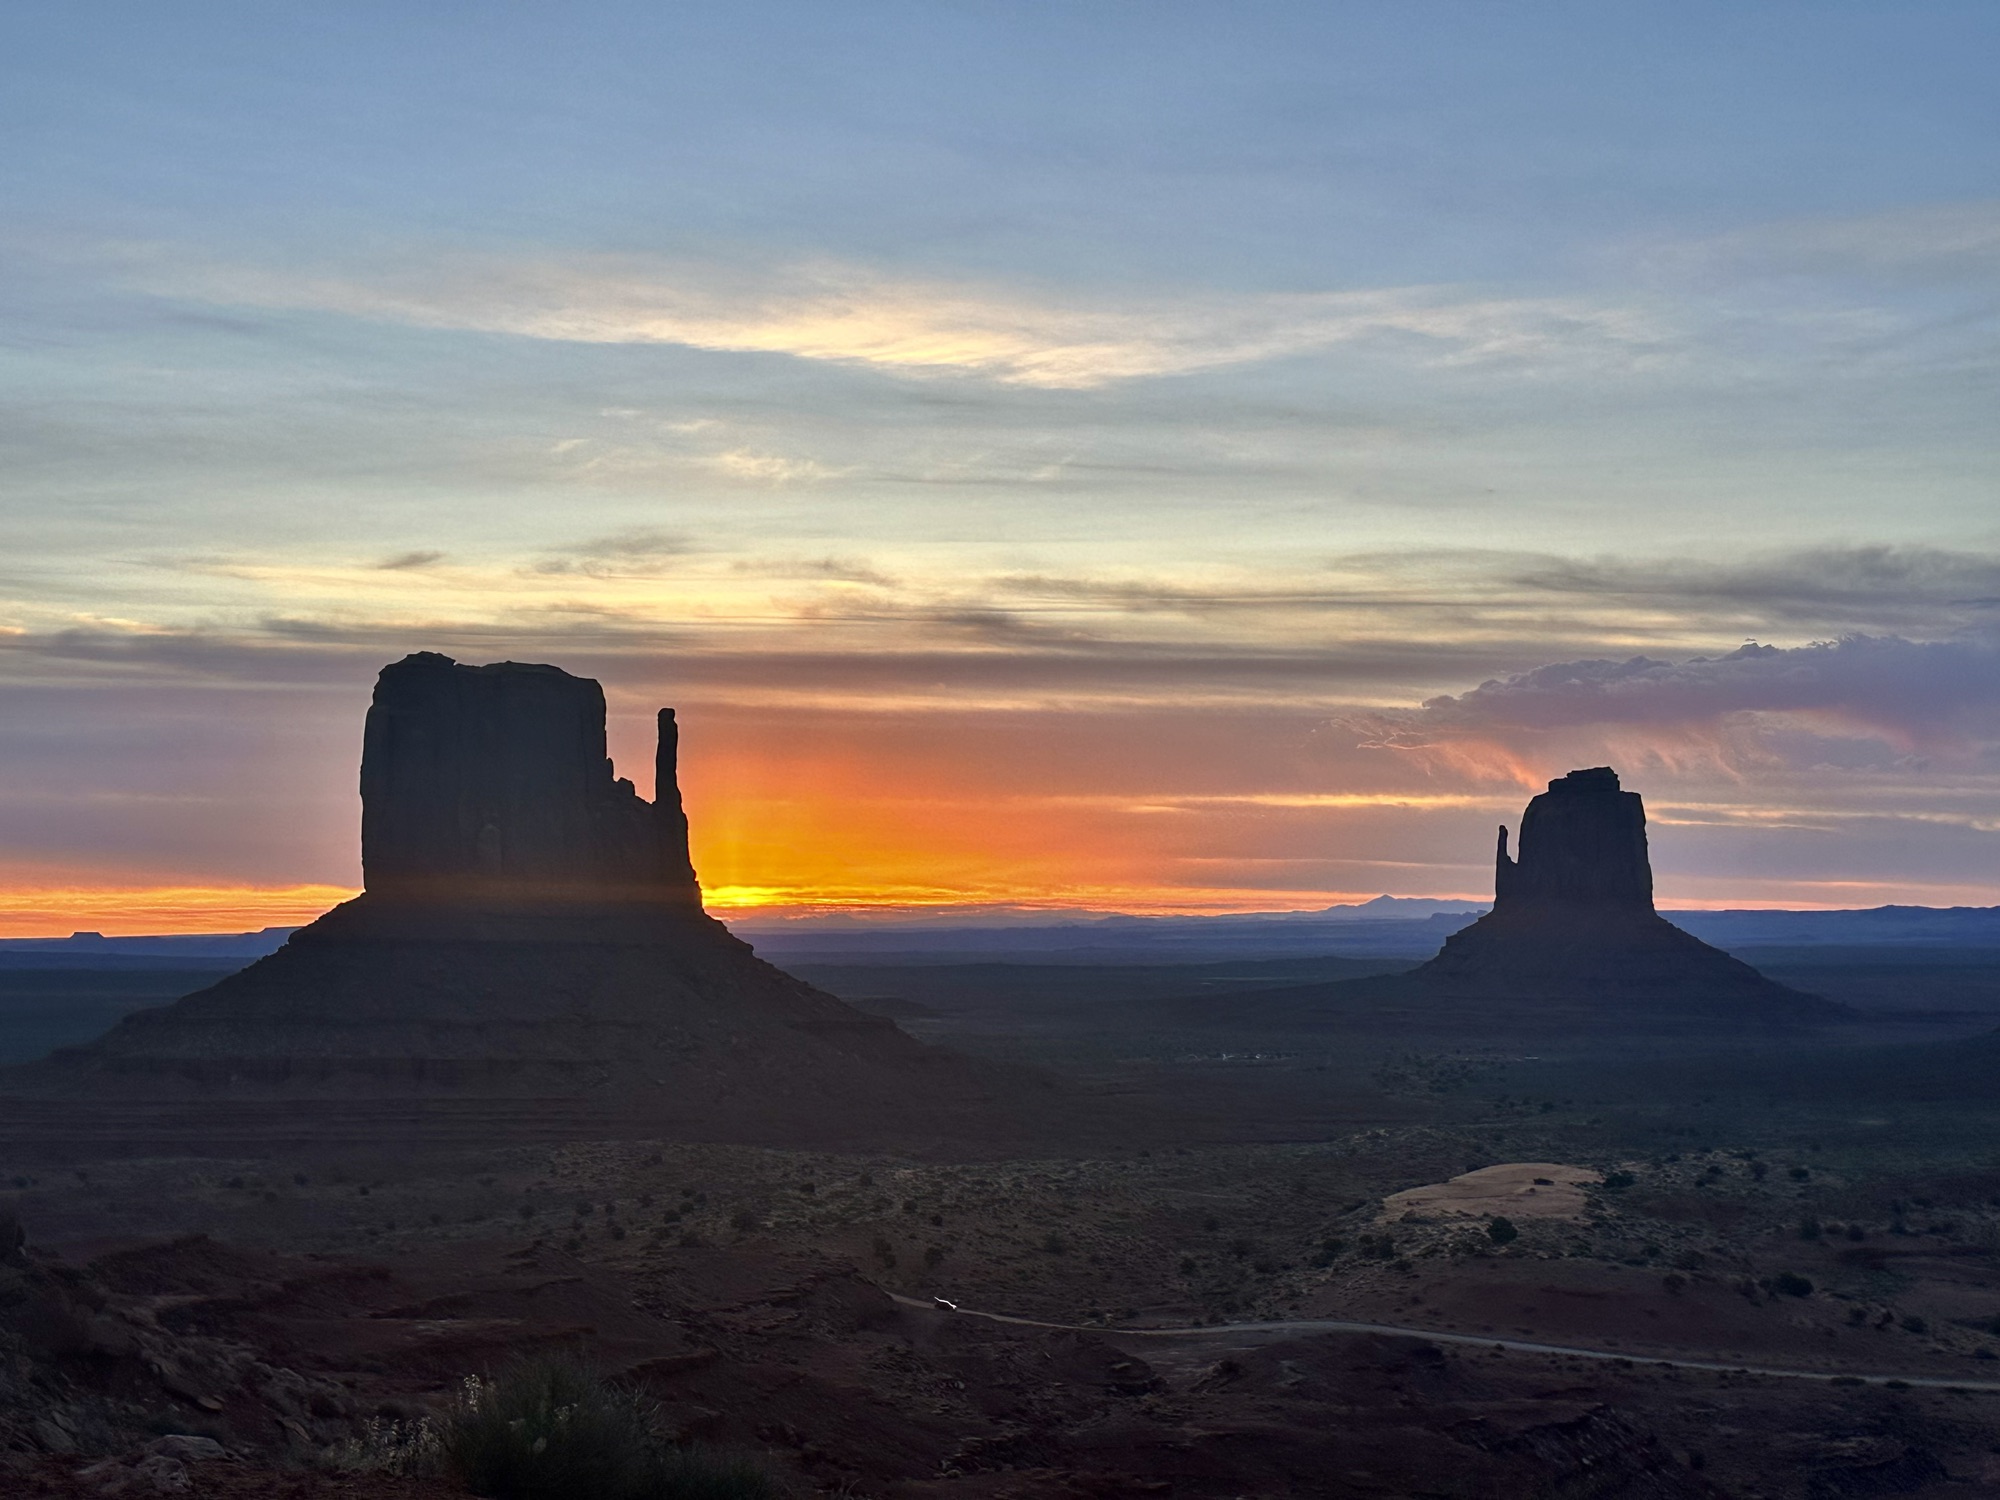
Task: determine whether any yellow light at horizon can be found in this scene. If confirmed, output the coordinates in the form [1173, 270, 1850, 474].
[0, 884, 359, 939]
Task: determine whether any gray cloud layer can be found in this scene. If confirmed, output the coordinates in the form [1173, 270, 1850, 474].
[1357, 633, 2000, 763]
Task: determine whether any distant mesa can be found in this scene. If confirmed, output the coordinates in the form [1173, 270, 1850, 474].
[1409, 767, 1842, 1021]
[9, 653, 1036, 1149]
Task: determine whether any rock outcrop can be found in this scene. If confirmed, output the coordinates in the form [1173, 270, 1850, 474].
[1411, 767, 1839, 1020]
[1491, 766, 1650, 911]
[11, 655, 1042, 1149]
[359, 653, 697, 903]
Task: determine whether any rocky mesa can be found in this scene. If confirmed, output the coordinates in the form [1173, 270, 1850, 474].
[6, 654, 1046, 1150]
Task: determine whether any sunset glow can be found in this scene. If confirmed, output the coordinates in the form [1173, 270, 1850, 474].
[4, 7, 1998, 932]
[0, 885, 359, 939]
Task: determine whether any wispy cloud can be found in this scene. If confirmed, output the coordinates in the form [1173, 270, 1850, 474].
[526, 526, 695, 578]
[128, 250, 1670, 389]
[374, 549, 445, 571]
[1659, 200, 2000, 283]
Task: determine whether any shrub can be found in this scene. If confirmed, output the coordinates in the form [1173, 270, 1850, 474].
[440, 1360, 777, 1500]
[1601, 1172, 1636, 1191]
[1486, 1216, 1519, 1245]
[1772, 1272, 1814, 1298]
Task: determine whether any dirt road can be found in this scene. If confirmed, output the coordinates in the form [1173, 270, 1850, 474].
[888, 1293, 2000, 1393]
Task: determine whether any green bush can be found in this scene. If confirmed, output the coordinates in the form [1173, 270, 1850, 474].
[1772, 1272, 1814, 1298]
[1486, 1216, 1519, 1245]
[441, 1359, 777, 1500]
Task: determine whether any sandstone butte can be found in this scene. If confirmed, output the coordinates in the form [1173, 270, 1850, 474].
[7, 654, 1044, 1150]
[1407, 767, 1843, 1021]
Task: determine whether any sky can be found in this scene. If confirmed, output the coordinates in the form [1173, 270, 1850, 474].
[3, 2, 1999, 933]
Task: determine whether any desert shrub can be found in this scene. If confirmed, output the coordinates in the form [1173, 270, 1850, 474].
[923, 1245, 946, 1268]
[1600, 1172, 1636, 1191]
[1797, 1217, 1821, 1241]
[729, 1209, 761, 1233]
[441, 1360, 777, 1500]
[1486, 1217, 1519, 1245]
[1039, 1233, 1066, 1256]
[1772, 1272, 1814, 1298]
[1900, 1313, 1928, 1334]
[325, 1412, 442, 1477]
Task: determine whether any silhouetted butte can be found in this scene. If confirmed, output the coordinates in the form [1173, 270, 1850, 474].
[14, 654, 1036, 1148]
[1410, 768, 1839, 1019]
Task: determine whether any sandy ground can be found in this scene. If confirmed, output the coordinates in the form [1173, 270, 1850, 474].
[1380, 1161, 1601, 1222]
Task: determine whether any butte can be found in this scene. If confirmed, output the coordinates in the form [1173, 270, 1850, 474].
[2, 653, 1043, 1152]
[1227, 767, 1845, 1035]
[1413, 766, 1840, 1018]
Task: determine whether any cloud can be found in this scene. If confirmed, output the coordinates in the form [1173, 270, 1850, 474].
[1352, 632, 2000, 778]
[374, 549, 445, 571]
[130, 250, 1669, 389]
[1498, 545, 2000, 631]
[1663, 200, 2000, 283]
[526, 526, 695, 577]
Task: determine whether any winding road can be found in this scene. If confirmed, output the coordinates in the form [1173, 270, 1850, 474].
[887, 1293, 2000, 1393]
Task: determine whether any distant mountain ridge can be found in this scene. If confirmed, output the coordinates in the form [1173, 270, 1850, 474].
[8, 901, 2000, 965]
[0, 929, 299, 959]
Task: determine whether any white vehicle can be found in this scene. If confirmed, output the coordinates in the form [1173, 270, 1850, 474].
[932, 1296, 958, 1311]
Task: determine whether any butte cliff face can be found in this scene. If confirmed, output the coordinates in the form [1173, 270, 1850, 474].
[1412, 767, 1839, 1021]
[359, 653, 698, 904]
[17, 654, 1038, 1149]
[1492, 766, 1651, 911]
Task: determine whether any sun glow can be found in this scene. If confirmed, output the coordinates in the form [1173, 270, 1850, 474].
[0, 884, 358, 938]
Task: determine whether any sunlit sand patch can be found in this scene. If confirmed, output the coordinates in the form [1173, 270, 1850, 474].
[1381, 1162, 1601, 1223]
